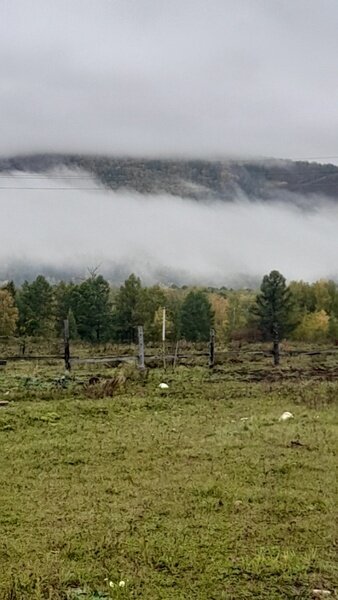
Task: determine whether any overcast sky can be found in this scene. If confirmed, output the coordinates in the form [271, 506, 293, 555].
[1, 0, 338, 160]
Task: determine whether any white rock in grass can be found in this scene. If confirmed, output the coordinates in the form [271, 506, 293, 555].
[159, 383, 169, 389]
[279, 411, 294, 421]
[312, 590, 331, 597]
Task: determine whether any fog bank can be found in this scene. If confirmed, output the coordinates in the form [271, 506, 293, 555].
[1, 172, 337, 286]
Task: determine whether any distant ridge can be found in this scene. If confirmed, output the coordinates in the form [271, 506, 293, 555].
[1, 154, 338, 202]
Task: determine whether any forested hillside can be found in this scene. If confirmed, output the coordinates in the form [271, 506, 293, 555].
[1, 154, 338, 202]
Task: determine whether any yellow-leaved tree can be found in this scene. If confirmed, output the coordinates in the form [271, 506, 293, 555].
[292, 310, 329, 343]
[312, 280, 336, 313]
[208, 294, 229, 341]
[0, 289, 19, 336]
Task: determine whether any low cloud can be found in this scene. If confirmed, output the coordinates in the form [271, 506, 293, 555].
[1, 172, 337, 286]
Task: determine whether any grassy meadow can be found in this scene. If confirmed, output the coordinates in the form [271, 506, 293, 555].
[0, 356, 337, 599]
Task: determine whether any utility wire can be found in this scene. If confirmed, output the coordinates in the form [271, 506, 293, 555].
[0, 186, 108, 190]
[290, 155, 338, 160]
[0, 174, 96, 179]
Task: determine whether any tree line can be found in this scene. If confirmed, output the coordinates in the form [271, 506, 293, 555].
[0, 271, 338, 344]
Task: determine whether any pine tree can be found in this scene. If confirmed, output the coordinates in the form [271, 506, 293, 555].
[71, 275, 112, 342]
[17, 275, 55, 336]
[113, 274, 143, 343]
[180, 291, 214, 342]
[67, 308, 78, 339]
[54, 281, 76, 336]
[254, 270, 294, 340]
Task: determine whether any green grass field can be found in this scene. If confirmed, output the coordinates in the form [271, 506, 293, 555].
[0, 361, 337, 599]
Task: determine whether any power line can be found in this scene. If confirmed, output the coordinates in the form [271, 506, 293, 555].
[0, 186, 107, 190]
[291, 156, 338, 161]
[0, 174, 96, 179]
[0, 173, 108, 189]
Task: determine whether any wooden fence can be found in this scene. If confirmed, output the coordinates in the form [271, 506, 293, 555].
[1, 325, 338, 372]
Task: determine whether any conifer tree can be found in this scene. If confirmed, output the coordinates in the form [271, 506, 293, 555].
[180, 290, 214, 342]
[254, 270, 294, 340]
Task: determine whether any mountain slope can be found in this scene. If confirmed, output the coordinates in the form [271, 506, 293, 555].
[1, 154, 338, 202]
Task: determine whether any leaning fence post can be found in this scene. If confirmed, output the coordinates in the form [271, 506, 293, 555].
[64, 319, 71, 371]
[209, 328, 215, 369]
[138, 325, 145, 369]
[272, 324, 280, 366]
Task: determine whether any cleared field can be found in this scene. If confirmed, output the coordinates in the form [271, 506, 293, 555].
[0, 362, 337, 599]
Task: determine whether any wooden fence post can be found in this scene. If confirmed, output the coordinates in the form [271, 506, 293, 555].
[209, 328, 215, 369]
[64, 319, 71, 371]
[138, 326, 145, 369]
[173, 340, 179, 369]
[272, 324, 280, 366]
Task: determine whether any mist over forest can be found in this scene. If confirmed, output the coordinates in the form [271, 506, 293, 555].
[1, 157, 337, 286]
